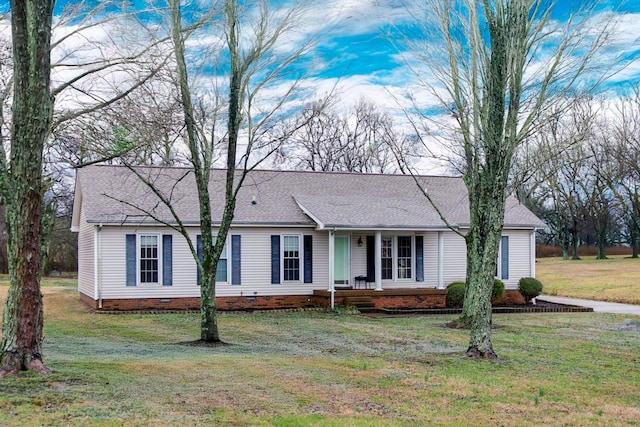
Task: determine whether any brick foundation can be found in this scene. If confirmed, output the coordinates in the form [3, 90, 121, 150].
[313, 289, 447, 310]
[80, 288, 524, 312]
[80, 292, 317, 312]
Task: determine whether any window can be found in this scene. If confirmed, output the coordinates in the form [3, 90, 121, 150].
[381, 236, 393, 280]
[197, 234, 238, 285]
[380, 235, 414, 280]
[497, 236, 509, 280]
[140, 235, 159, 283]
[216, 239, 228, 282]
[397, 236, 412, 279]
[283, 235, 300, 281]
[126, 234, 172, 287]
[271, 235, 312, 285]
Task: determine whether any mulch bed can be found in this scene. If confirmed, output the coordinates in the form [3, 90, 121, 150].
[363, 300, 593, 317]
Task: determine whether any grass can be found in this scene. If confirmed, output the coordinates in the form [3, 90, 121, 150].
[0, 277, 639, 426]
[536, 255, 640, 304]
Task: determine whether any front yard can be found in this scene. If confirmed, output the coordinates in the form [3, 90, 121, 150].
[536, 255, 640, 304]
[0, 277, 639, 426]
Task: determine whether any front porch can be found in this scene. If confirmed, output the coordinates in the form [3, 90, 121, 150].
[313, 288, 447, 311]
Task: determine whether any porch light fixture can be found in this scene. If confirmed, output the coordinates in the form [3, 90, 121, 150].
[357, 237, 363, 246]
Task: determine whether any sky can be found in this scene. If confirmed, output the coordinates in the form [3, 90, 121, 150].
[1, 0, 639, 172]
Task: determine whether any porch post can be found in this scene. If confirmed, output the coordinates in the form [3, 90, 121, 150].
[375, 231, 382, 291]
[437, 231, 444, 289]
[328, 230, 335, 308]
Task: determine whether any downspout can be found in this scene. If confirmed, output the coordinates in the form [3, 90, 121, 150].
[97, 223, 103, 309]
[328, 229, 335, 309]
[437, 231, 444, 289]
[530, 231, 536, 277]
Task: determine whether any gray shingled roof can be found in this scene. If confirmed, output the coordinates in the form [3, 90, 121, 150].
[73, 165, 544, 230]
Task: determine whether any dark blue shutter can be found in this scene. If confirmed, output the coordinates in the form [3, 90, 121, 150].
[231, 235, 241, 285]
[162, 235, 173, 286]
[271, 235, 280, 284]
[303, 235, 313, 283]
[126, 234, 136, 286]
[416, 235, 424, 282]
[501, 236, 509, 280]
[366, 235, 375, 282]
[197, 235, 202, 286]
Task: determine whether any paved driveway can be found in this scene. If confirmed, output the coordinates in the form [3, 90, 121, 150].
[537, 295, 640, 315]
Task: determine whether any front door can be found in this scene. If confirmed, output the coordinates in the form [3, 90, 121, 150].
[334, 236, 351, 285]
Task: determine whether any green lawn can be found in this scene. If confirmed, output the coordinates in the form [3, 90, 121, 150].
[537, 255, 640, 304]
[0, 280, 639, 426]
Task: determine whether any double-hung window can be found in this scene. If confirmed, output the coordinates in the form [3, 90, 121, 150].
[139, 235, 160, 284]
[283, 235, 301, 281]
[381, 236, 393, 280]
[216, 239, 228, 282]
[380, 235, 414, 280]
[126, 234, 172, 287]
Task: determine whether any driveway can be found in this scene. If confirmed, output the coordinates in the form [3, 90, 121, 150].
[537, 295, 640, 315]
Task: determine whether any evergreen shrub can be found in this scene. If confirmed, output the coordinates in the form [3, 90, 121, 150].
[492, 279, 505, 300]
[519, 277, 543, 303]
[446, 282, 466, 307]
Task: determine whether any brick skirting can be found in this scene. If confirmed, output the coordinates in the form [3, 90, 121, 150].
[80, 292, 317, 311]
[79, 289, 525, 312]
[313, 288, 447, 310]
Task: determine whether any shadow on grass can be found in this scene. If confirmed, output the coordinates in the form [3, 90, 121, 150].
[175, 340, 233, 348]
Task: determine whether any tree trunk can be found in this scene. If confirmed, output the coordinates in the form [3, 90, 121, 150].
[0, 0, 54, 377]
[459, 174, 506, 359]
[571, 226, 581, 260]
[596, 232, 607, 259]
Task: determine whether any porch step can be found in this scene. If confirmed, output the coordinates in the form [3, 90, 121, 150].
[344, 297, 378, 313]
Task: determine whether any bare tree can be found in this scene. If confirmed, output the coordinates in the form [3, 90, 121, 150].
[113, 0, 314, 342]
[610, 86, 640, 257]
[278, 95, 418, 173]
[0, 0, 54, 377]
[406, 0, 619, 358]
[0, 1, 173, 376]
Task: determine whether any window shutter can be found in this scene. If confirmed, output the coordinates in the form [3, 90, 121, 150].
[126, 234, 136, 286]
[271, 235, 280, 284]
[366, 235, 375, 282]
[162, 235, 173, 286]
[416, 235, 424, 282]
[231, 235, 241, 285]
[197, 234, 202, 286]
[303, 235, 313, 283]
[501, 236, 509, 280]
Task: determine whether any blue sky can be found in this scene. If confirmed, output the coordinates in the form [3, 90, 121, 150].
[2, 0, 639, 131]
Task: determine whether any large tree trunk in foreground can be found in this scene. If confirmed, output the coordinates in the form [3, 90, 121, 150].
[0, 0, 54, 377]
[459, 177, 506, 359]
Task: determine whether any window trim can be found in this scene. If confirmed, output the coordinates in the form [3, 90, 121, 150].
[282, 234, 303, 283]
[137, 233, 162, 286]
[197, 234, 230, 285]
[496, 235, 509, 281]
[380, 234, 415, 282]
[396, 235, 413, 280]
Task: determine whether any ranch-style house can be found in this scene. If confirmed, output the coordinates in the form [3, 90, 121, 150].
[71, 165, 544, 311]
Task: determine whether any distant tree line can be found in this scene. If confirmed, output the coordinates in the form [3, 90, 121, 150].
[513, 91, 640, 260]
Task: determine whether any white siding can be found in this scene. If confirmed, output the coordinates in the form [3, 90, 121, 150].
[501, 230, 534, 289]
[442, 231, 468, 286]
[76, 207, 95, 298]
[96, 226, 329, 299]
[424, 232, 439, 287]
[88, 223, 535, 299]
[351, 234, 367, 283]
